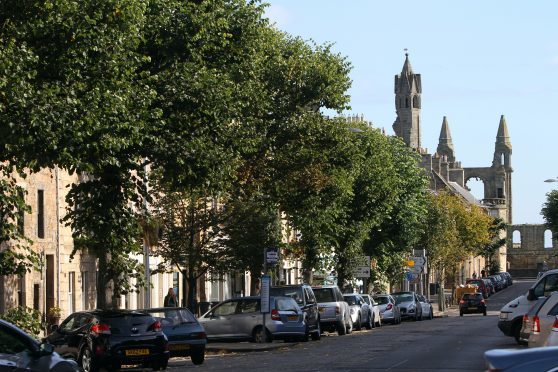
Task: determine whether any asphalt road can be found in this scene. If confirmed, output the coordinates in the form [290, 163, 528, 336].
[168, 279, 534, 372]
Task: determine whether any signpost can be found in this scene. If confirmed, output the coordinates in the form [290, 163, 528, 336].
[353, 256, 371, 278]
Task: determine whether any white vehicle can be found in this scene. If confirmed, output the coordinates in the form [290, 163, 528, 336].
[498, 269, 558, 343]
[343, 294, 372, 330]
[360, 294, 382, 327]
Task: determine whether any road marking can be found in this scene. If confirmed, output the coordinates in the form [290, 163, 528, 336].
[387, 359, 408, 370]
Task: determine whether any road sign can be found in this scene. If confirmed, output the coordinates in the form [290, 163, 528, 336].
[265, 247, 279, 265]
[412, 256, 426, 267]
[354, 266, 371, 278]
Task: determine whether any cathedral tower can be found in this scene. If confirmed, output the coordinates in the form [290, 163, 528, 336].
[436, 116, 456, 163]
[393, 53, 422, 149]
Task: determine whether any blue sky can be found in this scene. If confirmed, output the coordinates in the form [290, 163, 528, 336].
[265, 1, 558, 225]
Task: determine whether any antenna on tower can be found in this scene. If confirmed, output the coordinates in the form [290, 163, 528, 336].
[404, 48, 408, 56]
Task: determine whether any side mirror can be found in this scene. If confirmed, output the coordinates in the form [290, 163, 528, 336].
[527, 288, 537, 301]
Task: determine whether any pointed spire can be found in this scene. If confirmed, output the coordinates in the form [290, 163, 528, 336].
[436, 116, 455, 162]
[496, 115, 512, 149]
[401, 51, 413, 76]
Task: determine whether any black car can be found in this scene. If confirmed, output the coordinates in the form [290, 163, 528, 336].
[140, 307, 206, 364]
[46, 309, 169, 372]
[459, 293, 487, 316]
[269, 284, 321, 341]
[0, 319, 78, 371]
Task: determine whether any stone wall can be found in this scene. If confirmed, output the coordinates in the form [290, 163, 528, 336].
[507, 224, 555, 278]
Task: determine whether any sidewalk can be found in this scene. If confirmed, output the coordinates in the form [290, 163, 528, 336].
[206, 340, 298, 354]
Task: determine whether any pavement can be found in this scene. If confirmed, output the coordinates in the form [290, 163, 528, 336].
[203, 306, 458, 355]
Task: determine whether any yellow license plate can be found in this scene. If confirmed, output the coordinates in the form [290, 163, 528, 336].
[287, 315, 298, 321]
[169, 344, 190, 350]
[125, 349, 149, 356]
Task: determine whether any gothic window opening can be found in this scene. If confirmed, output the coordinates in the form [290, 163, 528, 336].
[513, 230, 521, 249]
[37, 189, 44, 238]
[405, 98, 410, 108]
[413, 96, 420, 108]
[545, 229, 553, 249]
[497, 188, 504, 199]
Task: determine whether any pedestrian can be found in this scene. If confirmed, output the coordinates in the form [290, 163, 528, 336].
[164, 288, 178, 307]
[481, 269, 486, 278]
[472, 271, 477, 279]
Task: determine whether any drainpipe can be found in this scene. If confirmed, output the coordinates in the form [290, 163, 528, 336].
[55, 165, 61, 308]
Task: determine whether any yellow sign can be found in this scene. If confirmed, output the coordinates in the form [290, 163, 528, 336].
[407, 260, 415, 267]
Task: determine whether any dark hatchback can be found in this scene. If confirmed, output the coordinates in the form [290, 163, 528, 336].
[141, 307, 206, 365]
[459, 293, 487, 316]
[46, 309, 169, 372]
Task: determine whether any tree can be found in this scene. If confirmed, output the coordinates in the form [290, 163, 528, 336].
[477, 217, 507, 273]
[542, 190, 558, 237]
[220, 193, 283, 295]
[0, 165, 41, 276]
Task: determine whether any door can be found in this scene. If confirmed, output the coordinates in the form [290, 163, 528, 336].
[200, 300, 238, 340]
[233, 299, 261, 339]
[47, 313, 93, 361]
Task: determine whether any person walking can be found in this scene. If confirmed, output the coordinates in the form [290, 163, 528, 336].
[164, 288, 178, 307]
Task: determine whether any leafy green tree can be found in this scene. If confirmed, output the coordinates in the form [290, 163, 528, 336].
[220, 193, 283, 295]
[477, 217, 507, 273]
[542, 190, 558, 237]
[0, 166, 41, 276]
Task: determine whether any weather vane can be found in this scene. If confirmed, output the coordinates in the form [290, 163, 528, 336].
[404, 48, 408, 56]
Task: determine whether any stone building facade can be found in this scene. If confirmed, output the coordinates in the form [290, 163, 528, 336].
[507, 224, 556, 277]
[393, 53, 513, 278]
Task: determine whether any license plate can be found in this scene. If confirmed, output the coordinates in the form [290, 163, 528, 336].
[468, 307, 477, 310]
[169, 344, 189, 351]
[287, 315, 298, 321]
[125, 349, 149, 356]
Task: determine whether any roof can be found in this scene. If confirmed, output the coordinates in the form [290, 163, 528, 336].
[448, 181, 482, 206]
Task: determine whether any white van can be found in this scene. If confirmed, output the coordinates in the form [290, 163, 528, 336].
[498, 269, 558, 343]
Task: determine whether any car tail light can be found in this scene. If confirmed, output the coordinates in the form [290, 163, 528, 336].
[480, 299, 485, 304]
[196, 332, 207, 339]
[459, 299, 465, 305]
[271, 309, 281, 321]
[532, 315, 540, 334]
[552, 316, 558, 331]
[386, 303, 393, 311]
[335, 306, 340, 315]
[148, 320, 162, 332]
[91, 323, 111, 335]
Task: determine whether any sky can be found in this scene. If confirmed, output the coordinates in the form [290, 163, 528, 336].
[264, 0, 558, 225]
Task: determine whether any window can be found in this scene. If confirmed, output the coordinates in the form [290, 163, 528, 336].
[17, 276, 25, 307]
[37, 189, 44, 238]
[212, 301, 237, 317]
[497, 188, 504, 198]
[68, 272, 75, 314]
[545, 230, 553, 249]
[513, 230, 521, 249]
[33, 284, 40, 310]
[239, 299, 259, 313]
[534, 275, 558, 298]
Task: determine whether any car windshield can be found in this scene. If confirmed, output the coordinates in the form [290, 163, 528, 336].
[313, 288, 335, 302]
[373, 296, 389, 305]
[269, 287, 304, 305]
[392, 293, 413, 304]
[344, 295, 357, 305]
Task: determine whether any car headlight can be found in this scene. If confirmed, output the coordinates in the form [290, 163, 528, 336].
[499, 312, 510, 320]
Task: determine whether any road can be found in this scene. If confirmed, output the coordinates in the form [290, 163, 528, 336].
[168, 279, 534, 372]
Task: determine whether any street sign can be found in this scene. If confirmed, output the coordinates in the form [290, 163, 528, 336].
[354, 266, 371, 278]
[260, 275, 271, 313]
[265, 247, 279, 265]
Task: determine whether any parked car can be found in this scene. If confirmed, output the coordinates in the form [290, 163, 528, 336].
[312, 285, 352, 335]
[417, 294, 434, 320]
[269, 284, 321, 341]
[485, 346, 558, 372]
[488, 275, 505, 292]
[0, 319, 78, 372]
[465, 278, 490, 298]
[373, 294, 401, 324]
[140, 307, 206, 365]
[499, 271, 513, 286]
[360, 294, 382, 327]
[483, 278, 495, 296]
[459, 292, 487, 316]
[391, 291, 423, 321]
[343, 293, 372, 330]
[46, 309, 169, 372]
[543, 316, 558, 346]
[528, 291, 558, 348]
[519, 296, 549, 345]
[499, 269, 558, 344]
[199, 296, 307, 342]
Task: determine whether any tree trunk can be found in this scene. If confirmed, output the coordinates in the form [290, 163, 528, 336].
[97, 253, 109, 309]
[187, 272, 197, 315]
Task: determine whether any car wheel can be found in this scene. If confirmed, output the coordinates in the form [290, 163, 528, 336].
[429, 307, 433, 320]
[80, 347, 98, 372]
[365, 312, 372, 330]
[253, 326, 272, 343]
[460, 311, 463, 317]
[355, 314, 362, 331]
[311, 321, 321, 341]
[483, 310, 487, 316]
[191, 347, 205, 365]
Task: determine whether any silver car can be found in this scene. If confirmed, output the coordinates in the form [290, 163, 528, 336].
[199, 296, 306, 343]
[361, 294, 382, 327]
[417, 294, 434, 320]
[373, 294, 401, 324]
[312, 285, 352, 335]
[528, 291, 558, 347]
[391, 291, 422, 321]
[343, 294, 372, 330]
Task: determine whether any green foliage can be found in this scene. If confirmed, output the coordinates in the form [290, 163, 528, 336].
[542, 190, 558, 237]
[0, 306, 42, 337]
